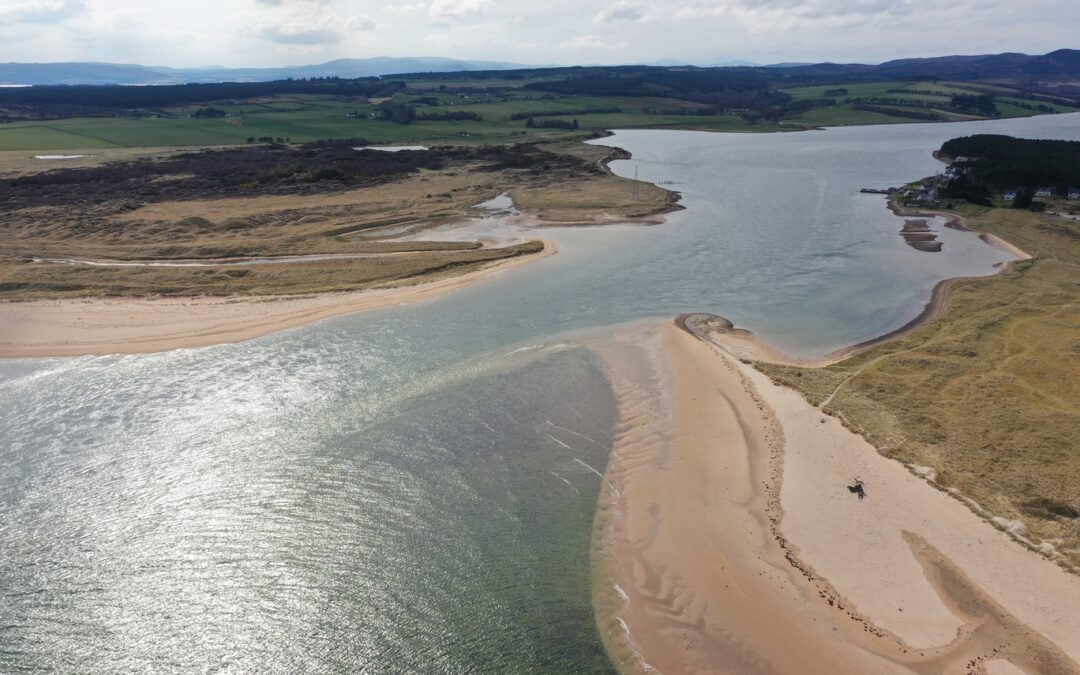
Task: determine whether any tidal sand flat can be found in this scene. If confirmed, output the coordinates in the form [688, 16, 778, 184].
[592, 320, 1080, 674]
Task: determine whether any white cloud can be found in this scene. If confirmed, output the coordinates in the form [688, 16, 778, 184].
[0, 0, 87, 23]
[249, 3, 376, 45]
[254, 0, 330, 5]
[672, 0, 1004, 32]
[429, 0, 491, 18]
[256, 22, 341, 44]
[382, 2, 426, 14]
[594, 1, 654, 23]
[346, 14, 377, 31]
[560, 34, 628, 50]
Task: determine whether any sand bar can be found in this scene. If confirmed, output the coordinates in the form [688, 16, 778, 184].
[0, 240, 553, 358]
[590, 321, 1080, 675]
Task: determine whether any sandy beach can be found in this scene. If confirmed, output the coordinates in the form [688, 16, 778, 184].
[590, 321, 1080, 675]
[0, 240, 553, 358]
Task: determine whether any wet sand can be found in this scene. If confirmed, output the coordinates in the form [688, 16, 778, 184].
[590, 321, 1080, 675]
[0, 240, 553, 358]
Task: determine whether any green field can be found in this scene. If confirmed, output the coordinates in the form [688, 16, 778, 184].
[792, 106, 918, 127]
[0, 93, 782, 151]
[783, 80, 915, 100]
[779, 80, 1076, 127]
[0, 76, 1074, 151]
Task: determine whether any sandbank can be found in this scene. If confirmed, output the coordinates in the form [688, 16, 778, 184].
[0, 240, 553, 358]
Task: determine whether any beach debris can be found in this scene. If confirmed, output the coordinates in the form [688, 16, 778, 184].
[847, 479, 867, 500]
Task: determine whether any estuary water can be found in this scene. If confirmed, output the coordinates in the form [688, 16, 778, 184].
[3, 113, 1080, 673]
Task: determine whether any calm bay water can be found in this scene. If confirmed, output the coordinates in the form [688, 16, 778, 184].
[3, 114, 1080, 672]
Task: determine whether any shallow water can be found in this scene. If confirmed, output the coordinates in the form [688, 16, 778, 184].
[3, 113, 1080, 672]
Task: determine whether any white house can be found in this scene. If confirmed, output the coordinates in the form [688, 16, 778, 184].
[1068, 188, 1080, 200]
[1035, 186, 1053, 197]
[1002, 190, 1018, 201]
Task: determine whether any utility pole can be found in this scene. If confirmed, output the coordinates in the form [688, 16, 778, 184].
[633, 163, 639, 202]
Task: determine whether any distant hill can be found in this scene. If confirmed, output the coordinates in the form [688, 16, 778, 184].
[0, 57, 533, 86]
[0, 62, 171, 86]
[767, 49, 1080, 82]
[874, 49, 1080, 79]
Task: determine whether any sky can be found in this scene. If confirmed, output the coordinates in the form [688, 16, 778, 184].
[0, 0, 1076, 68]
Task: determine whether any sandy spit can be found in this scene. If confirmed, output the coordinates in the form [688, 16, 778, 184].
[0, 240, 553, 358]
[589, 321, 1080, 675]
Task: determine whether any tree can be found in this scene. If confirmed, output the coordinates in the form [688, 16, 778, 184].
[379, 102, 416, 125]
[1013, 187, 1034, 209]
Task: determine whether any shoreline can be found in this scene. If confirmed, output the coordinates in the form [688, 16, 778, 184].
[0, 240, 555, 358]
[838, 197, 1034, 362]
[590, 320, 1080, 674]
[682, 199, 1035, 368]
[801, 198, 1035, 361]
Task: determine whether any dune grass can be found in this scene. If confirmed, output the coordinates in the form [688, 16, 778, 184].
[756, 205, 1080, 570]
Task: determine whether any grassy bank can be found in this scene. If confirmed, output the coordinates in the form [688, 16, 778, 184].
[756, 205, 1080, 570]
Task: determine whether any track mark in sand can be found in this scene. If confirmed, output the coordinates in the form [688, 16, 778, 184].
[900, 532, 1080, 675]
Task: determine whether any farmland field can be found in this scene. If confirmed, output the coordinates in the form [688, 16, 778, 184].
[0, 75, 1075, 151]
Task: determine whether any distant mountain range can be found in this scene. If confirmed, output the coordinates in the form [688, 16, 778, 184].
[2, 49, 1079, 86]
[0, 57, 533, 86]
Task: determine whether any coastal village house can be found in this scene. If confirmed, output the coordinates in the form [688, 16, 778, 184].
[900, 177, 942, 205]
[1069, 188, 1080, 200]
[1002, 190, 1018, 201]
[1035, 186, 1053, 197]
